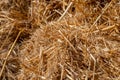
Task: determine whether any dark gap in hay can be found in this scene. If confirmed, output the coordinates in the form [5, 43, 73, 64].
[9, 23, 32, 43]
[44, 1, 63, 21]
[0, 0, 32, 46]
[0, 58, 20, 80]
[6, 58, 21, 74]
[86, 0, 111, 7]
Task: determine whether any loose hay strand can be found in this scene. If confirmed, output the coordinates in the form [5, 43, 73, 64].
[90, 0, 113, 31]
[58, 2, 73, 22]
[58, 30, 78, 53]
[0, 30, 23, 78]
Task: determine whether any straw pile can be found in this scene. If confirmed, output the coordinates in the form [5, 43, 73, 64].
[0, 0, 120, 80]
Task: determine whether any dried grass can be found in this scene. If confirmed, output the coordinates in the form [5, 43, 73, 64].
[0, 0, 120, 80]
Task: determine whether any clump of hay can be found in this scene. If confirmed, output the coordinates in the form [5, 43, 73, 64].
[18, 16, 120, 79]
[0, 0, 120, 80]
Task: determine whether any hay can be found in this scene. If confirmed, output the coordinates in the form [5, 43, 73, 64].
[0, 0, 120, 80]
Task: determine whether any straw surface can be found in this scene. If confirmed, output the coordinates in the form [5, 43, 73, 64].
[0, 0, 120, 80]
